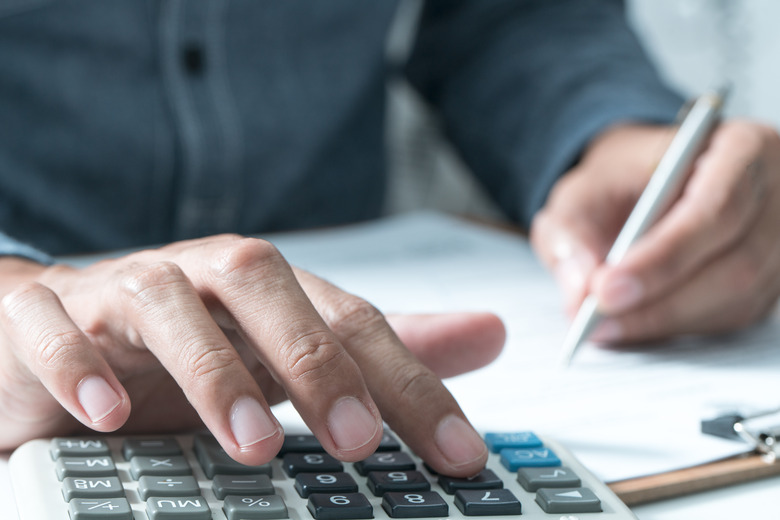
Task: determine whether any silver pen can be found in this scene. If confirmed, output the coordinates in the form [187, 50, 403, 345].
[559, 86, 729, 366]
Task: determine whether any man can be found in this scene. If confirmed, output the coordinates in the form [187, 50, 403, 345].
[0, 0, 777, 478]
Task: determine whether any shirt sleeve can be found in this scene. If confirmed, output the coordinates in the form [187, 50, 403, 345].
[0, 230, 55, 265]
[404, 0, 685, 229]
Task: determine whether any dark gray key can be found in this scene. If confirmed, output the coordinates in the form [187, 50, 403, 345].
[194, 434, 272, 478]
[438, 468, 503, 494]
[51, 438, 110, 460]
[517, 466, 581, 491]
[381, 491, 448, 518]
[68, 497, 133, 519]
[212, 474, 274, 500]
[295, 471, 358, 497]
[129, 455, 191, 480]
[223, 495, 288, 519]
[62, 476, 124, 500]
[122, 438, 182, 461]
[454, 488, 523, 516]
[307, 493, 373, 520]
[56, 457, 116, 480]
[137, 475, 200, 500]
[366, 470, 430, 496]
[354, 451, 415, 475]
[376, 431, 402, 452]
[279, 434, 323, 455]
[535, 487, 602, 514]
[145, 496, 211, 519]
[282, 452, 343, 477]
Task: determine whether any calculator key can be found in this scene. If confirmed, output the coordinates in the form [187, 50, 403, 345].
[122, 438, 182, 461]
[56, 457, 117, 480]
[499, 447, 561, 471]
[295, 471, 358, 497]
[437, 468, 503, 494]
[279, 434, 324, 455]
[484, 432, 542, 453]
[376, 430, 402, 451]
[194, 434, 272, 478]
[454, 488, 523, 516]
[137, 475, 200, 500]
[354, 451, 415, 475]
[223, 495, 289, 520]
[516, 466, 581, 491]
[307, 493, 374, 520]
[212, 474, 275, 500]
[535, 487, 603, 514]
[145, 496, 211, 519]
[366, 470, 430, 496]
[381, 491, 449, 518]
[62, 477, 124, 500]
[282, 452, 343, 477]
[50, 438, 110, 459]
[129, 455, 191, 479]
[68, 497, 133, 519]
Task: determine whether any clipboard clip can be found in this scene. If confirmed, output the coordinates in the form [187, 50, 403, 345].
[701, 406, 780, 463]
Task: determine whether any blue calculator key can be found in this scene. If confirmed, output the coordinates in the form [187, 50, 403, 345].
[500, 447, 561, 471]
[484, 432, 542, 453]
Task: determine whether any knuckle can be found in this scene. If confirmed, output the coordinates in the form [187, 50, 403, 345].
[181, 345, 241, 382]
[391, 364, 441, 405]
[210, 237, 285, 282]
[119, 261, 187, 305]
[327, 295, 385, 342]
[34, 329, 84, 370]
[0, 282, 51, 319]
[283, 332, 346, 386]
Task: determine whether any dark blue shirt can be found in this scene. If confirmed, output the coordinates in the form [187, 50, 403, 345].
[0, 0, 682, 261]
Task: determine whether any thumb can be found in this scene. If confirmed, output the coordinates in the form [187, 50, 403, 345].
[385, 312, 505, 379]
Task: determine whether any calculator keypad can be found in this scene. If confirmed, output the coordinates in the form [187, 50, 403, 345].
[41, 430, 617, 519]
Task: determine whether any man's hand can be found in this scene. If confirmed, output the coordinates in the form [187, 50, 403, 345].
[0, 236, 505, 477]
[531, 121, 780, 343]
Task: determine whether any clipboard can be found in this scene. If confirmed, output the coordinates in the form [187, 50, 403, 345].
[608, 406, 780, 506]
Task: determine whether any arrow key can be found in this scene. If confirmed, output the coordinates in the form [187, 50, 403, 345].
[535, 487, 602, 514]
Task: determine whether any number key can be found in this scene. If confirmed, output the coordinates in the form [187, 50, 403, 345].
[366, 470, 430, 496]
[381, 491, 448, 518]
[295, 472, 358, 497]
[307, 493, 373, 520]
[454, 488, 522, 516]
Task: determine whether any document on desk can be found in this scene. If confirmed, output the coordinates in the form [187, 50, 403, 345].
[267, 212, 780, 482]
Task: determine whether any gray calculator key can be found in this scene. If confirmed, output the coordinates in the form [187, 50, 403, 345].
[212, 474, 274, 500]
[438, 468, 503, 494]
[56, 456, 116, 480]
[122, 438, 182, 460]
[51, 438, 110, 459]
[454, 488, 522, 516]
[194, 434, 272, 478]
[130, 455, 191, 479]
[223, 495, 289, 519]
[354, 451, 415, 475]
[145, 496, 211, 519]
[307, 493, 374, 520]
[381, 491, 448, 518]
[62, 476, 124, 500]
[68, 497, 133, 519]
[137, 475, 200, 500]
[517, 466, 581, 491]
[295, 471, 358, 497]
[535, 487, 603, 514]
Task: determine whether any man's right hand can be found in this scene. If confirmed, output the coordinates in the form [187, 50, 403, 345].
[0, 235, 505, 478]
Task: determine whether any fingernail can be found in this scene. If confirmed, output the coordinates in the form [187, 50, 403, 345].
[434, 415, 487, 469]
[328, 396, 380, 452]
[600, 274, 643, 313]
[77, 376, 122, 424]
[230, 397, 281, 449]
[590, 319, 623, 342]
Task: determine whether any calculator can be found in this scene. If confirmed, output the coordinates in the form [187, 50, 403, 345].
[9, 429, 637, 519]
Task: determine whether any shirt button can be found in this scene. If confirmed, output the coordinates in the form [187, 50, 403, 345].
[181, 43, 206, 76]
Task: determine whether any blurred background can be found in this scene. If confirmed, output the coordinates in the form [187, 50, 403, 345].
[384, 0, 780, 220]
